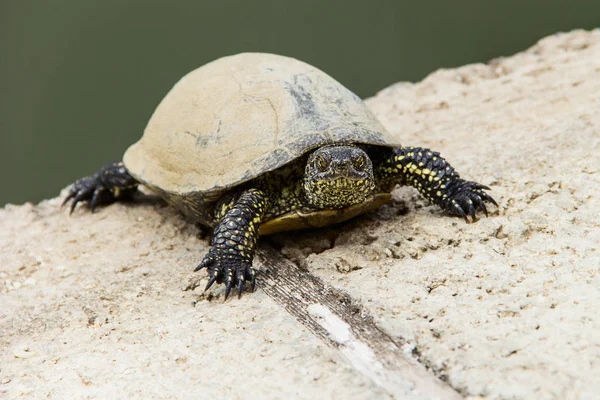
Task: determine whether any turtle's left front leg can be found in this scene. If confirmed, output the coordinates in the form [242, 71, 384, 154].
[195, 188, 269, 299]
[376, 146, 497, 221]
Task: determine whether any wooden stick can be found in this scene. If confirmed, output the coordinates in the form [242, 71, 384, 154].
[256, 245, 462, 400]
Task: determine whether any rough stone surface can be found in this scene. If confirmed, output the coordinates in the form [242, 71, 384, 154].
[0, 199, 387, 399]
[2, 30, 599, 399]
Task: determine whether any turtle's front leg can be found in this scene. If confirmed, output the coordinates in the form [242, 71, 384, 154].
[377, 146, 497, 221]
[62, 161, 139, 213]
[195, 188, 269, 299]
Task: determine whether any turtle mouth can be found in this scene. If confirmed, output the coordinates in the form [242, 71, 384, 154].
[319, 175, 367, 185]
[304, 174, 376, 209]
[315, 167, 370, 182]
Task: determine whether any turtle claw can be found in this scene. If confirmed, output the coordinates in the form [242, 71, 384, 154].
[90, 186, 107, 212]
[71, 191, 89, 214]
[250, 270, 256, 292]
[194, 255, 213, 272]
[474, 195, 488, 217]
[452, 200, 467, 222]
[237, 279, 245, 299]
[66, 177, 98, 214]
[196, 249, 255, 300]
[61, 190, 76, 208]
[224, 279, 233, 301]
[443, 179, 497, 222]
[204, 275, 218, 291]
[61, 162, 138, 214]
[468, 200, 476, 221]
[483, 192, 499, 207]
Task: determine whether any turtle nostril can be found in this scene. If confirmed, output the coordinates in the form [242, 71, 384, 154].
[332, 160, 349, 173]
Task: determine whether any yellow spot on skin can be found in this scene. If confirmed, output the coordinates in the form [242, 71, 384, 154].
[436, 191, 442, 196]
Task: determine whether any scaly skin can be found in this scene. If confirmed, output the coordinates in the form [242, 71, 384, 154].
[62, 161, 138, 213]
[375, 146, 497, 221]
[302, 145, 375, 209]
[63, 144, 497, 299]
[195, 189, 267, 299]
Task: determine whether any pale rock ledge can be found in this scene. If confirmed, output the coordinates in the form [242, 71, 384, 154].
[1, 30, 599, 399]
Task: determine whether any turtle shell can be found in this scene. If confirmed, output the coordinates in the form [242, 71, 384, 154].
[123, 53, 399, 225]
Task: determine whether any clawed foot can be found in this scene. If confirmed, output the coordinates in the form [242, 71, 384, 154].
[62, 174, 114, 213]
[62, 162, 138, 214]
[194, 249, 256, 300]
[442, 179, 498, 222]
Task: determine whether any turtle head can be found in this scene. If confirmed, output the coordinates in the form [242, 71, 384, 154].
[303, 145, 375, 209]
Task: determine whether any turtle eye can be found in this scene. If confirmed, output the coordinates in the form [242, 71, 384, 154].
[353, 155, 366, 170]
[316, 155, 330, 172]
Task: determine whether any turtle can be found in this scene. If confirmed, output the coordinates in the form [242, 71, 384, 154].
[62, 52, 497, 299]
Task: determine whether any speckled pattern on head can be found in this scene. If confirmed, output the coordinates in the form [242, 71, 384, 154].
[123, 53, 399, 201]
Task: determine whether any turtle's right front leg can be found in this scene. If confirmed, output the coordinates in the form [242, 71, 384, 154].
[195, 188, 269, 299]
[62, 161, 139, 213]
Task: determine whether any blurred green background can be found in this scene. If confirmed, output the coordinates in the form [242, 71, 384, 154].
[1, 0, 598, 205]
